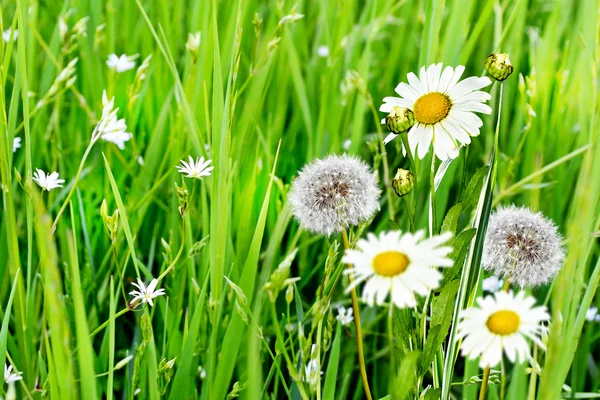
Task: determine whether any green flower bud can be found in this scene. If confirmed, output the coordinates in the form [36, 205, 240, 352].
[175, 181, 189, 218]
[392, 169, 414, 197]
[385, 106, 415, 134]
[485, 53, 514, 81]
[100, 199, 119, 243]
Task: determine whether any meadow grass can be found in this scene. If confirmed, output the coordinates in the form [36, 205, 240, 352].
[0, 0, 599, 399]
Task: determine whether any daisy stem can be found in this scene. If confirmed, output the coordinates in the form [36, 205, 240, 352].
[50, 139, 95, 233]
[403, 196, 415, 232]
[387, 299, 395, 387]
[400, 133, 418, 221]
[369, 98, 395, 220]
[341, 229, 373, 400]
[478, 367, 491, 400]
[429, 154, 437, 235]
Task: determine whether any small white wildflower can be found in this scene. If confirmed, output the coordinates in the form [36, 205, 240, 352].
[12, 137, 21, 153]
[129, 278, 166, 307]
[32, 169, 65, 191]
[342, 139, 352, 151]
[93, 90, 132, 149]
[457, 291, 549, 368]
[176, 156, 214, 180]
[288, 154, 380, 236]
[106, 53, 137, 72]
[4, 363, 23, 384]
[335, 306, 353, 326]
[198, 366, 207, 380]
[317, 45, 329, 58]
[483, 205, 565, 288]
[482, 276, 503, 293]
[586, 306, 600, 322]
[2, 28, 18, 43]
[134, 388, 141, 396]
[302, 344, 323, 392]
[186, 32, 201, 54]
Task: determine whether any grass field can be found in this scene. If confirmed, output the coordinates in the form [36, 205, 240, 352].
[1, 0, 599, 399]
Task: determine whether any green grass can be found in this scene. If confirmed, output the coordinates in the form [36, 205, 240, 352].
[0, 0, 599, 399]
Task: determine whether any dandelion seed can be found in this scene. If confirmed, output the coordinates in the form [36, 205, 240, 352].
[176, 156, 214, 179]
[106, 53, 137, 73]
[2, 28, 18, 43]
[343, 230, 453, 308]
[380, 63, 492, 160]
[483, 205, 564, 288]
[482, 276, 503, 293]
[12, 137, 21, 153]
[342, 139, 352, 151]
[129, 278, 166, 307]
[93, 90, 132, 149]
[457, 291, 549, 368]
[4, 363, 23, 384]
[32, 169, 65, 191]
[288, 154, 380, 236]
[335, 306, 354, 326]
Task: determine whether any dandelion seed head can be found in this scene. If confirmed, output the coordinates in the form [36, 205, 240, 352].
[483, 205, 564, 288]
[288, 154, 380, 236]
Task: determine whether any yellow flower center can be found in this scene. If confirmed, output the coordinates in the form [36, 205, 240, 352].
[486, 310, 520, 335]
[372, 251, 410, 277]
[413, 92, 452, 125]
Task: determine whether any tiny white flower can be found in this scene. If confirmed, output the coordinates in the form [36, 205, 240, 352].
[482, 276, 503, 293]
[94, 90, 132, 149]
[106, 53, 137, 73]
[4, 363, 23, 384]
[186, 32, 201, 54]
[12, 137, 21, 153]
[586, 306, 600, 322]
[198, 366, 207, 380]
[129, 278, 166, 307]
[335, 306, 354, 326]
[302, 345, 322, 392]
[343, 230, 453, 308]
[317, 45, 330, 58]
[342, 139, 352, 151]
[134, 388, 141, 396]
[2, 28, 18, 43]
[176, 156, 214, 179]
[457, 291, 549, 368]
[32, 168, 65, 191]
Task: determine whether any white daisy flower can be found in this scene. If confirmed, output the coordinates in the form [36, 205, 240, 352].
[2, 28, 18, 43]
[380, 63, 492, 160]
[288, 154, 380, 236]
[12, 137, 21, 153]
[335, 306, 354, 326]
[4, 363, 23, 384]
[457, 291, 549, 368]
[32, 168, 65, 191]
[94, 90, 132, 149]
[176, 156, 214, 179]
[106, 53, 137, 73]
[129, 278, 166, 307]
[483, 205, 564, 288]
[343, 230, 453, 308]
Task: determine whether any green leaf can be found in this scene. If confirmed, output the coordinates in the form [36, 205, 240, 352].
[441, 203, 463, 234]
[461, 166, 489, 210]
[323, 323, 342, 399]
[423, 387, 442, 400]
[441, 228, 477, 286]
[0, 272, 20, 387]
[418, 325, 441, 377]
[388, 219, 401, 231]
[395, 350, 421, 400]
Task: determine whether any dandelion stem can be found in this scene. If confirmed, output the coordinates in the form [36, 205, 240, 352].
[341, 229, 373, 400]
[479, 367, 491, 400]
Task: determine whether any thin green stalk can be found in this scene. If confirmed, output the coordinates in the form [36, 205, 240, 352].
[429, 154, 437, 236]
[479, 367, 491, 400]
[400, 133, 418, 219]
[342, 229, 373, 400]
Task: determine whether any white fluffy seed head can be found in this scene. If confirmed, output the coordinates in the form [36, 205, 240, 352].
[483, 205, 565, 288]
[288, 154, 380, 236]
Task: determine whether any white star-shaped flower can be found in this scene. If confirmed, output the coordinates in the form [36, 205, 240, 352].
[335, 306, 354, 326]
[2, 28, 18, 43]
[129, 278, 165, 307]
[93, 90, 132, 149]
[32, 168, 65, 191]
[106, 53, 137, 73]
[176, 156, 214, 179]
[12, 137, 21, 152]
[4, 363, 23, 384]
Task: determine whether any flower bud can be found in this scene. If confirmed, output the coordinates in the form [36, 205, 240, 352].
[385, 106, 414, 134]
[485, 53, 514, 81]
[175, 181, 189, 218]
[392, 168, 414, 197]
[100, 199, 119, 242]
